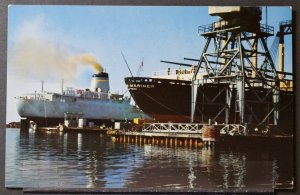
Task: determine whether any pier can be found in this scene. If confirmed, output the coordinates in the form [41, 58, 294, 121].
[36, 126, 109, 133]
[108, 121, 292, 149]
[109, 131, 203, 148]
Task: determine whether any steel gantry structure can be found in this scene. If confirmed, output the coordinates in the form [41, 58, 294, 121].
[191, 7, 293, 133]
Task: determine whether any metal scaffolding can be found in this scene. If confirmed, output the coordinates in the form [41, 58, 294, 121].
[191, 7, 290, 130]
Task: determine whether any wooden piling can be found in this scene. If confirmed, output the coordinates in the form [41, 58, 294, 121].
[184, 139, 188, 147]
[194, 139, 198, 147]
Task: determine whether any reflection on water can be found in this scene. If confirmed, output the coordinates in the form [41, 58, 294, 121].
[5, 128, 293, 190]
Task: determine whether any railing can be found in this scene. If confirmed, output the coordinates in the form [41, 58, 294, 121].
[17, 93, 51, 101]
[152, 69, 178, 77]
[280, 20, 292, 26]
[152, 68, 206, 77]
[142, 122, 247, 136]
[198, 22, 274, 36]
[219, 124, 247, 136]
[63, 89, 112, 100]
[260, 23, 274, 35]
[152, 68, 194, 77]
[142, 123, 204, 134]
[17, 90, 117, 101]
[198, 24, 213, 34]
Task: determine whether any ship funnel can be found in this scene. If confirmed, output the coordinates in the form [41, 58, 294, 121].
[90, 72, 110, 93]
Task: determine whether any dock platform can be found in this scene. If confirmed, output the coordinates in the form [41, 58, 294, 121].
[36, 126, 108, 133]
[107, 122, 293, 149]
[108, 130, 204, 148]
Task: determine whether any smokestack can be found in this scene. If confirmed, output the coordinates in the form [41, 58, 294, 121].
[90, 72, 110, 93]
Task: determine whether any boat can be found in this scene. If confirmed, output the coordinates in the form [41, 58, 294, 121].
[16, 71, 150, 127]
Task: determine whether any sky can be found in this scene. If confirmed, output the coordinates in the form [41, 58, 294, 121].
[6, 5, 292, 123]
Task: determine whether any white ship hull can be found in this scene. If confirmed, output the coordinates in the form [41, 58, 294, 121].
[17, 98, 147, 121]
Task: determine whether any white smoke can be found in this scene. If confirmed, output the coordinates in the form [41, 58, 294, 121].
[8, 14, 102, 82]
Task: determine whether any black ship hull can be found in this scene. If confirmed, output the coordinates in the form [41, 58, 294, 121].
[125, 77, 229, 123]
[125, 77, 293, 134]
[126, 77, 191, 122]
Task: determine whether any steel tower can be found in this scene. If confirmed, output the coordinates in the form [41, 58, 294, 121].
[191, 7, 290, 131]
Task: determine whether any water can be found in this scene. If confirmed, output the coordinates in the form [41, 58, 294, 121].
[5, 128, 293, 190]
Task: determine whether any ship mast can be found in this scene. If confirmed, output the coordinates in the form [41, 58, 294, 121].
[61, 79, 64, 101]
[136, 58, 144, 77]
[41, 80, 44, 92]
[121, 52, 134, 77]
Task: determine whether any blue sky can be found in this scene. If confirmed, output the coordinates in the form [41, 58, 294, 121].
[7, 6, 292, 122]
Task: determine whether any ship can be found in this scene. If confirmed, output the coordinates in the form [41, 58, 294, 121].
[125, 66, 217, 123]
[16, 71, 149, 127]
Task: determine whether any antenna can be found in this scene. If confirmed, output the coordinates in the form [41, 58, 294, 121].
[61, 79, 64, 94]
[61, 79, 64, 101]
[265, 6, 268, 26]
[41, 80, 44, 92]
[265, 7, 268, 45]
[136, 57, 144, 77]
[121, 52, 133, 77]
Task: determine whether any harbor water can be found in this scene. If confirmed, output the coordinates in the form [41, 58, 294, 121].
[5, 128, 293, 190]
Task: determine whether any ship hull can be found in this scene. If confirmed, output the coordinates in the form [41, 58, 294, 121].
[125, 77, 191, 122]
[125, 77, 228, 123]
